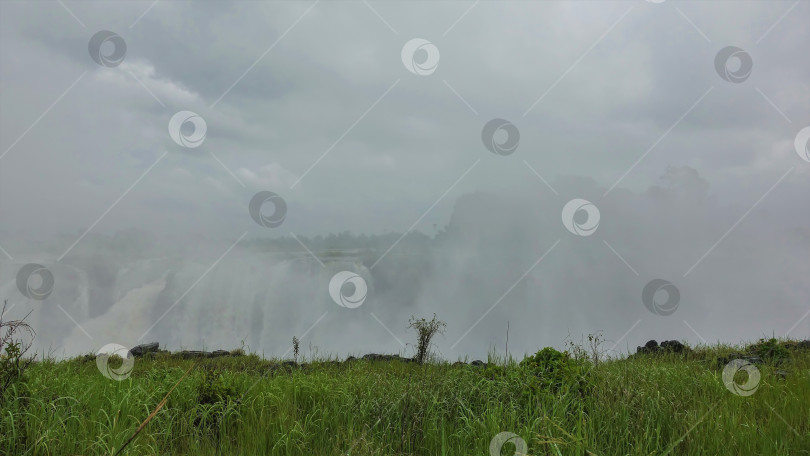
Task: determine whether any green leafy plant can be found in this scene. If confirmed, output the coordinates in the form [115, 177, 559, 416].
[0, 300, 35, 398]
[409, 314, 446, 364]
[197, 368, 240, 406]
[750, 337, 791, 362]
[520, 347, 591, 394]
[193, 367, 242, 440]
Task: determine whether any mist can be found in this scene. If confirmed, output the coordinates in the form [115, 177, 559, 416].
[1, 164, 808, 359]
[1, 1, 808, 360]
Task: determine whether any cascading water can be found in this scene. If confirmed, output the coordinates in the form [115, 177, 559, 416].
[2, 184, 809, 360]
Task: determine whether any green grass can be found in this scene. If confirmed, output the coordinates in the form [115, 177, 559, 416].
[1, 341, 808, 456]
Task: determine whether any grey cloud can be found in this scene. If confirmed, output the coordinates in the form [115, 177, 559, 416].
[1, 1, 808, 357]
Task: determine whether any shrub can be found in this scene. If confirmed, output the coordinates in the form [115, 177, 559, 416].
[191, 368, 241, 442]
[0, 300, 35, 399]
[196, 368, 240, 406]
[520, 347, 591, 394]
[409, 314, 446, 364]
[749, 337, 791, 362]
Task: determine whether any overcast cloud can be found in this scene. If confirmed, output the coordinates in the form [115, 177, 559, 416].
[1, 0, 808, 358]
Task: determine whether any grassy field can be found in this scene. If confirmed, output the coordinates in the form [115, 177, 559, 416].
[1, 340, 808, 456]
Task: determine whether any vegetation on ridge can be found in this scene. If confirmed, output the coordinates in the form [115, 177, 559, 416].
[1, 310, 808, 455]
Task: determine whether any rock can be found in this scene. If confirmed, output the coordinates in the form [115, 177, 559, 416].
[636, 340, 690, 356]
[130, 342, 159, 357]
[636, 340, 659, 354]
[345, 356, 357, 363]
[717, 353, 764, 369]
[660, 340, 685, 353]
[361, 354, 416, 363]
[471, 360, 486, 367]
[176, 350, 209, 359]
[362, 353, 386, 361]
[362, 353, 398, 362]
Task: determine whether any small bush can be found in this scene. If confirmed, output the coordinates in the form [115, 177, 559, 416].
[0, 300, 35, 399]
[480, 362, 507, 380]
[192, 368, 241, 440]
[749, 337, 791, 362]
[409, 314, 446, 364]
[197, 368, 240, 406]
[520, 347, 591, 394]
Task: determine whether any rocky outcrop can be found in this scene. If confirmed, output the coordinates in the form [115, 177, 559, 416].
[115, 343, 238, 359]
[660, 340, 686, 353]
[716, 353, 764, 369]
[130, 342, 161, 357]
[360, 353, 416, 363]
[176, 350, 209, 359]
[635, 340, 686, 355]
[174, 350, 237, 359]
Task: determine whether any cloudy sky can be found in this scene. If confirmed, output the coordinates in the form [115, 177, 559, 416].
[1, 0, 808, 357]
